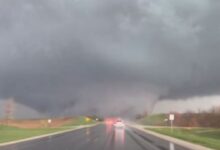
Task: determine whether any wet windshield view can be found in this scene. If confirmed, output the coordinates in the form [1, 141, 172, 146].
[0, 0, 220, 150]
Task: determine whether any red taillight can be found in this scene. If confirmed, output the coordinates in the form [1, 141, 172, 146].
[105, 118, 117, 125]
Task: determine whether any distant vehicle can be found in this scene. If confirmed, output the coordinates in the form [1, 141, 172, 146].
[113, 119, 125, 128]
[105, 118, 117, 125]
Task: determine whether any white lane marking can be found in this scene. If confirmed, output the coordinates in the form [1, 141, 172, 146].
[170, 142, 175, 150]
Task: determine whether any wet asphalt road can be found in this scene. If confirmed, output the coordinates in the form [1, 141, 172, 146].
[0, 124, 191, 150]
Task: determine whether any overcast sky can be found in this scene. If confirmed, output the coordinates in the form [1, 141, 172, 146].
[0, 0, 220, 117]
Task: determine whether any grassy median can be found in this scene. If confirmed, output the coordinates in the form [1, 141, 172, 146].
[147, 127, 220, 150]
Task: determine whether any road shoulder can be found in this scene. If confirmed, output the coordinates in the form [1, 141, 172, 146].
[129, 124, 213, 150]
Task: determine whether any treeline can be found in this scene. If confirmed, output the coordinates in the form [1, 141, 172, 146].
[174, 112, 220, 128]
[138, 106, 220, 128]
[175, 106, 220, 127]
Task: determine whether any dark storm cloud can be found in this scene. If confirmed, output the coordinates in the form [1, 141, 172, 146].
[0, 0, 219, 116]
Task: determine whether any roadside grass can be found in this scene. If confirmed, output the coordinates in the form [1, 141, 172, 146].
[63, 116, 97, 127]
[147, 127, 220, 150]
[0, 116, 96, 143]
[139, 114, 167, 126]
[0, 125, 71, 143]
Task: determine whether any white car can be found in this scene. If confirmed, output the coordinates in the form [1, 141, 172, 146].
[113, 120, 125, 128]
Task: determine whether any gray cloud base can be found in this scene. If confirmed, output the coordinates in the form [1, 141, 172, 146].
[0, 0, 219, 116]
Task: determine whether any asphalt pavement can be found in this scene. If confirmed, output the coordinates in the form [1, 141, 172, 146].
[0, 124, 192, 150]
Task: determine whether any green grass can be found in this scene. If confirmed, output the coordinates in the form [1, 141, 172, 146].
[63, 116, 96, 127]
[0, 116, 97, 143]
[139, 114, 167, 126]
[147, 127, 220, 150]
[0, 125, 72, 143]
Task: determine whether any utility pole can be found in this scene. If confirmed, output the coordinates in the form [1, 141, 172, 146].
[4, 98, 15, 125]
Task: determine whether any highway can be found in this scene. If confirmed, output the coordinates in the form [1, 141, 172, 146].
[0, 124, 191, 150]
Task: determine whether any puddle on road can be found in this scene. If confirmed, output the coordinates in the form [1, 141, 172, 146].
[114, 128, 125, 145]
